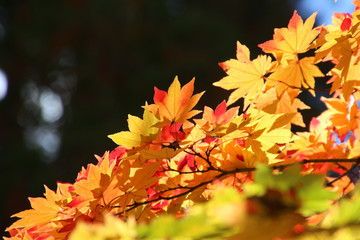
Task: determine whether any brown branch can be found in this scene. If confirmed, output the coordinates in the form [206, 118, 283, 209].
[160, 168, 211, 174]
[112, 157, 360, 216]
[113, 171, 230, 215]
[327, 162, 360, 187]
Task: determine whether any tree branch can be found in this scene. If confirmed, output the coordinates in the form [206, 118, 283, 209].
[111, 157, 360, 216]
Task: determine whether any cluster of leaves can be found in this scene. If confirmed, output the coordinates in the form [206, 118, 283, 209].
[5, 1, 360, 239]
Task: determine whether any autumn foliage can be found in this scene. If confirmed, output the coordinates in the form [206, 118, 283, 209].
[5, 2, 360, 240]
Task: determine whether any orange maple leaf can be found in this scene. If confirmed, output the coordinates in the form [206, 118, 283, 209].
[197, 100, 239, 130]
[152, 76, 204, 123]
[326, 175, 355, 197]
[9, 198, 61, 230]
[73, 153, 126, 213]
[8, 185, 74, 231]
[259, 11, 318, 57]
[321, 96, 360, 137]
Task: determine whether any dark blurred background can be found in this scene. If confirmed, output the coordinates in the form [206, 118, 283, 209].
[0, 0, 351, 235]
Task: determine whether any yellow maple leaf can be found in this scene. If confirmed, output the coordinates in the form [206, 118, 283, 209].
[111, 161, 161, 209]
[108, 103, 160, 149]
[314, 11, 360, 98]
[69, 214, 137, 240]
[256, 88, 310, 127]
[328, 57, 360, 99]
[267, 57, 324, 95]
[239, 111, 294, 163]
[179, 125, 206, 147]
[213, 41, 273, 105]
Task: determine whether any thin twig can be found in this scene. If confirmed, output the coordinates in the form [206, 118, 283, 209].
[327, 162, 360, 187]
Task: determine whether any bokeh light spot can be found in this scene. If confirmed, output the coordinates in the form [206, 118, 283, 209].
[39, 89, 64, 122]
[0, 69, 8, 101]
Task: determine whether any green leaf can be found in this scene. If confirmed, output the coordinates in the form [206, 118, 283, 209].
[246, 163, 301, 196]
[297, 174, 337, 217]
[245, 164, 336, 217]
[321, 187, 360, 228]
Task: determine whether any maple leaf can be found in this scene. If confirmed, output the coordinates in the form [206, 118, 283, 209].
[217, 139, 268, 170]
[73, 153, 127, 214]
[108, 103, 160, 149]
[127, 161, 161, 196]
[285, 116, 349, 172]
[68, 214, 137, 240]
[267, 57, 324, 95]
[236, 111, 295, 164]
[9, 198, 61, 230]
[156, 122, 186, 143]
[195, 100, 239, 132]
[314, 11, 360, 98]
[179, 124, 206, 147]
[202, 101, 239, 126]
[213, 41, 273, 105]
[139, 147, 183, 161]
[111, 161, 161, 209]
[327, 58, 360, 99]
[348, 139, 360, 158]
[326, 175, 355, 197]
[259, 11, 318, 57]
[321, 96, 360, 136]
[314, 12, 356, 59]
[152, 76, 204, 123]
[213, 111, 294, 167]
[255, 88, 310, 127]
[8, 184, 75, 231]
